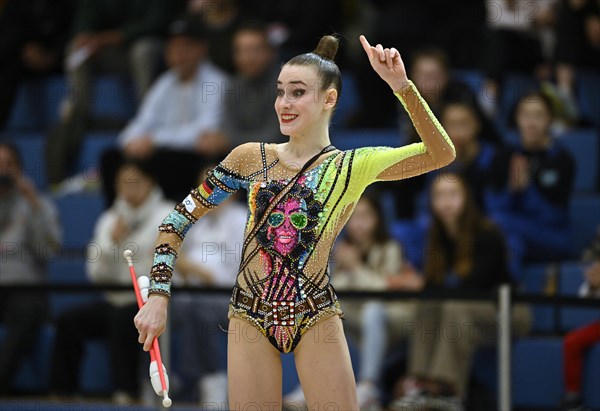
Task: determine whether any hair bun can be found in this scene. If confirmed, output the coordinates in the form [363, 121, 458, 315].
[313, 35, 339, 61]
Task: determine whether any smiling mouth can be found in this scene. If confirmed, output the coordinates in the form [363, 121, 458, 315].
[277, 234, 294, 244]
[281, 114, 298, 123]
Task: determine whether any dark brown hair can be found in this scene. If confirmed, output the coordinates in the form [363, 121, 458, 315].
[347, 191, 390, 245]
[0, 141, 23, 171]
[424, 172, 492, 283]
[285, 35, 342, 103]
[515, 90, 555, 119]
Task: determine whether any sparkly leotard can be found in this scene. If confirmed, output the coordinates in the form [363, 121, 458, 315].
[148, 81, 455, 353]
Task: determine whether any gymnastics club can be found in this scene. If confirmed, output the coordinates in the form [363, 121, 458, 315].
[124, 249, 172, 408]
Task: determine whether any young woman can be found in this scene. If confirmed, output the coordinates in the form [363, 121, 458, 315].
[390, 172, 531, 408]
[486, 91, 575, 262]
[134, 34, 455, 407]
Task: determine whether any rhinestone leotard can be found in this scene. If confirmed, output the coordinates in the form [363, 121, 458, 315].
[148, 81, 455, 353]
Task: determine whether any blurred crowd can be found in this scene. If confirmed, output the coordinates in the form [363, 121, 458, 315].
[1, 0, 599, 410]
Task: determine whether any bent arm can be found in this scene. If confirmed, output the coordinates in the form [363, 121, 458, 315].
[376, 81, 456, 181]
[147, 144, 253, 299]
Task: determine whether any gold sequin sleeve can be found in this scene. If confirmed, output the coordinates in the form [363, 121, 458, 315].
[350, 80, 456, 187]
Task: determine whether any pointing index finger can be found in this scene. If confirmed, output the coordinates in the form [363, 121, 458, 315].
[359, 35, 373, 59]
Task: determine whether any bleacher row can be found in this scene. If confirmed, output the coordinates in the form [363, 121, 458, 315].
[2, 71, 600, 409]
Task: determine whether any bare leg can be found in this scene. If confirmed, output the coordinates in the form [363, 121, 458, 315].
[227, 316, 283, 409]
[294, 314, 359, 411]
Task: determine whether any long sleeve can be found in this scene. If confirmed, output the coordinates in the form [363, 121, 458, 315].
[147, 143, 254, 298]
[350, 80, 455, 189]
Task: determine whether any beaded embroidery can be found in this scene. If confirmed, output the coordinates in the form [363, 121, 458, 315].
[147, 82, 455, 352]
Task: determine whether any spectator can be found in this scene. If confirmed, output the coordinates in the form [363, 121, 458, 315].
[241, 0, 345, 62]
[350, 0, 486, 128]
[555, 0, 600, 125]
[390, 172, 531, 409]
[101, 16, 229, 205]
[187, 0, 242, 75]
[485, 91, 575, 262]
[561, 230, 600, 411]
[482, 0, 558, 116]
[172, 166, 246, 406]
[382, 48, 501, 219]
[46, 0, 182, 186]
[222, 22, 284, 146]
[0, 142, 62, 394]
[284, 194, 414, 409]
[437, 100, 499, 209]
[0, 0, 74, 129]
[49, 161, 174, 402]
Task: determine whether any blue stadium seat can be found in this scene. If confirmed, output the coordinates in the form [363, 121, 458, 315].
[77, 132, 118, 173]
[391, 219, 428, 268]
[332, 71, 360, 129]
[556, 129, 599, 192]
[584, 343, 600, 409]
[559, 262, 600, 332]
[452, 69, 485, 97]
[6, 80, 47, 131]
[521, 264, 556, 334]
[512, 338, 563, 408]
[54, 193, 105, 249]
[6, 325, 55, 393]
[9, 133, 47, 189]
[569, 195, 600, 256]
[92, 76, 137, 121]
[331, 129, 405, 151]
[577, 70, 600, 127]
[48, 258, 87, 284]
[499, 73, 538, 127]
[80, 339, 113, 394]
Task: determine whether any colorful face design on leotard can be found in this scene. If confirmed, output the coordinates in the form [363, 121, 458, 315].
[266, 198, 307, 255]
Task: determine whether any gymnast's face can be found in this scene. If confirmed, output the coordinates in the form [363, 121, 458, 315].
[275, 65, 337, 138]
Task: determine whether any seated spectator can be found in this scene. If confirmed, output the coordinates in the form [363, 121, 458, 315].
[407, 48, 499, 144]
[171, 165, 247, 406]
[485, 91, 575, 263]
[482, 0, 558, 116]
[0, 142, 62, 395]
[101, 16, 230, 205]
[49, 161, 174, 403]
[187, 0, 242, 75]
[383, 48, 500, 219]
[284, 193, 414, 409]
[555, 0, 600, 126]
[561, 230, 600, 411]
[0, 0, 74, 129]
[389, 172, 530, 409]
[46, 0, 181, 186]
[349, 0, 485, 128]
[436, 100, 500, 209]
[222, 22, 284, 145]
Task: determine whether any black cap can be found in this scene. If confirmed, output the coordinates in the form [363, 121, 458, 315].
[168, 17, 206, 41]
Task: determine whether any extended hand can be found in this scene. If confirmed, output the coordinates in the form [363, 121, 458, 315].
[359, 35, 408, 93]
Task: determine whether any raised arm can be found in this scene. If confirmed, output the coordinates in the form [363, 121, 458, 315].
[358, 35, 455, 181]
